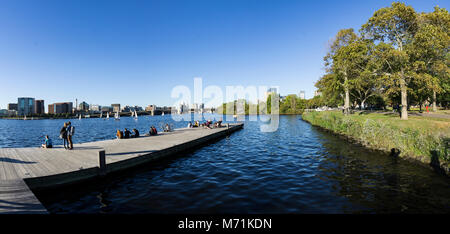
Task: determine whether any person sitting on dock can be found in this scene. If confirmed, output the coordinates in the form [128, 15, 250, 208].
[193, 121, 199, 127]
[124, 128, 131, 139]
[214, 120, 222, 128]
[116, 129, 124, 139]
[204, 120, 212, 129]
[149, 126, 158, 136]
[187, 122, 193, 128]
[132, 128, 140, 138]
[164, 123, 172, 132]
[41, 135, 53, 148]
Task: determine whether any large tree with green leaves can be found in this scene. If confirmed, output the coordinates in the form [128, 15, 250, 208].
[361, 2, 419, 120]
[324, 28, 360, 114]
[412, 7, 450, 111]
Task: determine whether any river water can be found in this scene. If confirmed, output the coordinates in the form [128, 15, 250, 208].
[1, 115, 449, 213]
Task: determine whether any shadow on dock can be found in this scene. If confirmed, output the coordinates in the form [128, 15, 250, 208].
[0, 157, 36, 164]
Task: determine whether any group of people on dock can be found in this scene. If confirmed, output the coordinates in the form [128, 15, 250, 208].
[187, 120, 222, 129]
[116, 128, 140, 139]
[116, 126, 159, 139]
[42, 119, 226, 148]
[40, 121, 75, 149]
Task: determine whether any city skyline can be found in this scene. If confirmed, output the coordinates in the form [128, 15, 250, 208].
[0, 0, 447, 109]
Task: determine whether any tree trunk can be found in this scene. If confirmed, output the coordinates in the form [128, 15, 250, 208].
[433, 90, 437, 112]
[400, 76, 408, 120]
[344, 88, 350, 115]
[344, 75, 350, 115]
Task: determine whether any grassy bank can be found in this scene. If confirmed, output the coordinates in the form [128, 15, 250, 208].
[302, 111, 450, 174]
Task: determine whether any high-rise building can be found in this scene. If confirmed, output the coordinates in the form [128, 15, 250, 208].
[34, 100, 45, 114]
[111, 104, 121, 113]
[48, 102, 73, 114]
[18, 97, 35, 116]
[7, 103, 18, 111]
[299, 91, 306, 100]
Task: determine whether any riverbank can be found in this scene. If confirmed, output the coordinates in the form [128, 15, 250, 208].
[302, 111, 450, 175]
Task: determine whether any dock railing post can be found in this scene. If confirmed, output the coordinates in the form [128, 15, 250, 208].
[99, 150, 106, 176]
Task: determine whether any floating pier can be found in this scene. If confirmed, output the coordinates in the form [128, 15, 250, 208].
[0, 123, 244, 214]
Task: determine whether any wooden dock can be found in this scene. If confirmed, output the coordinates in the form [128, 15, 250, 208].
[0, 123, 243, 214]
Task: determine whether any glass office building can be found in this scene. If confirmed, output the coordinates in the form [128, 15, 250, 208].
[18, 97, 35, 116]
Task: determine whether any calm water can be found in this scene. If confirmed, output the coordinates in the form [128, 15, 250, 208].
[1, 115, 449, 213]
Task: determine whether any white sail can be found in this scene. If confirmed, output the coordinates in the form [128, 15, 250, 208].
[162, 112, 165, 116]
[100, 112, 103, 118]
[115, 111, 120, 120]
[24, 115, 27, 120]
[79, 114, 82, 120]
[106, 112, 109, 119]
[134, 110, 138, 119]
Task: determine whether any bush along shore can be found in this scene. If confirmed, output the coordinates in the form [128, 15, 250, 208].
[302, 111, 450, 176]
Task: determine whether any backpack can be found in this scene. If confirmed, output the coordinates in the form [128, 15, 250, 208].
[69, 126, 75, 135]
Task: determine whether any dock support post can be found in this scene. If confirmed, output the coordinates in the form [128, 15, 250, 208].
[99, 150, 106, 176]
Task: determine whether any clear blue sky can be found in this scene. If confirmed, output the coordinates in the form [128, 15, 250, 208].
[0, 0, 447, 110]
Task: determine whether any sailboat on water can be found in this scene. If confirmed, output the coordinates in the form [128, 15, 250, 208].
[24, 115, 27, 120]
[134, 110, 138, 120]
[162, 112, 165, 116]
[106, 112, 110, 119]
[79, 114, 82, 120]
[114, 111, 120, 120]
[100, 112, 103, 119]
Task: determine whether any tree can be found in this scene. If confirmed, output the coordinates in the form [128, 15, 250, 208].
[413, 7, 450, 111]
[324, 29, 359, 114]
[315, 73, 343, 107]
[361, 2, 419, 120]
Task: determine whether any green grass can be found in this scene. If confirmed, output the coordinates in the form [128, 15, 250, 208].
[302, 111, 450, 166]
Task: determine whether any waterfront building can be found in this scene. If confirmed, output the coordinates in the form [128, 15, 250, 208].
[34, 100, 45, 114]
[90, 104, 101, 112]
[7, 103, 18, 111]
[18, 97, 35, 116]
[145, 105, 156, 112]
[0, 109, 8, 116]
[78, 101, 89, 112]
[101, 106, 113, 113]
[112, 104, 121, 113]
[178, 102, 188, 114]
[121, 105, 132, 112]
[48, 102, 73, 114]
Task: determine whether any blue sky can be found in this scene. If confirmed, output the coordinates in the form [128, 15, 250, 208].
[0, 0, 447, 110]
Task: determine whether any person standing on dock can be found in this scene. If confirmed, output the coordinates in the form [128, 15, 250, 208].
[60, 122, 68, 149]
[66, 121, 75, 150]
